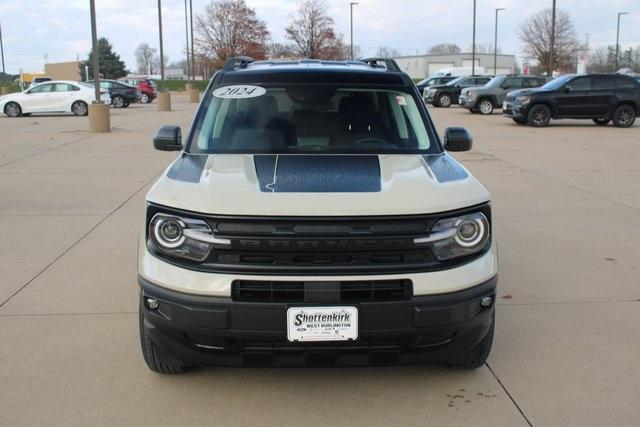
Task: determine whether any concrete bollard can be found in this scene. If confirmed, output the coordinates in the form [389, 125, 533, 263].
[185, 83, 193, 93]
[189, 89, 200, 103]
[0, 86, 10, 95]
[88, 103, 111, 133]
[157, 92, 171, 111]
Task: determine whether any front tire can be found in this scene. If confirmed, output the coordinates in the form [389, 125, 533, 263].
[437, 93, 452, 108]
[112, 95, 125, 108]
[512, 117, 527, 124]
[527, 104, 551, 127]
[4, 102, 22, 117]
[477, 98, 494, 115]
[139, 309, 189, 374]
[612, 105, 636, 128]
[71, 101, 88, 116]
[140, 93, 150, 103]
[446, 313, 494, 369]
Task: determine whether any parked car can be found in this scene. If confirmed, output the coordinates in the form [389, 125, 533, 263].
[415, 76, 457, 94]
[503, 73, 640, 127]
[119, 77, 157, 103]
[425, 75, 493, 107]
[87, 79, 140, 108]
[138, 57, 498, 373]
[459, 75, 548, 114]
[0, 80, 110, 117]
[431, 67, 486, 78]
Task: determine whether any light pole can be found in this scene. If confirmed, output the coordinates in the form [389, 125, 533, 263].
[471, 0, 476, 75]
[548, 0, 556, 76]
[189, 0, 195, 81]
[493, 8, 505, 75]
[184, 0, 190, 81]
[0, 19, 5, 74]
[89, 0, 100, 103]
[350, 2, 358, 60]
[615, 12, 628, 72]
[158, 0, 164, 80]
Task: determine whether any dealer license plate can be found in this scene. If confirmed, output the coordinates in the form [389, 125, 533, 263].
[287, 306, 358, 342]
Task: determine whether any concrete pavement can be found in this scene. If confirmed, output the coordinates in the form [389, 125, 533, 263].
[1, 99, 639, 426]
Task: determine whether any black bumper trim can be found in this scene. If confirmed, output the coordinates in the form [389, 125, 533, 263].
[138, 275, 497, 367]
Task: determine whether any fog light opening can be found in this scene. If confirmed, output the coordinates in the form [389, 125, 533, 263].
[480, 296, 493, 308]
[145, 298, 159, 310]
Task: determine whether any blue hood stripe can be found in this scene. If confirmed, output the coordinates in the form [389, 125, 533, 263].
[423, 155, 468, 183]
[255, 155, 381, 192]
[167, 153, 207, 183]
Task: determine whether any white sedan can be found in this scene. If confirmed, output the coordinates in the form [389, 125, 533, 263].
[0, 81, 111, 117]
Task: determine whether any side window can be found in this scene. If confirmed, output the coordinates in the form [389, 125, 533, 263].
[503, 77, 522, 88]
[458, 78, 475, 88]
[99, 82, 112, 89]
[614, 76, 639, 90]
[54, 83, 78, 92]
[592, 76, 615, 90]
[476, 77, 491, 86]
[29, 84, 54, 93]
[566, 77, 591, 91]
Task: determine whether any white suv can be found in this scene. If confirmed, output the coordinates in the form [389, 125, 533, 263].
[138, 58, 498, 373]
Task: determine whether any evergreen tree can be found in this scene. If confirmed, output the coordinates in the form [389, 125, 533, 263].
[79, 38, 128, 80]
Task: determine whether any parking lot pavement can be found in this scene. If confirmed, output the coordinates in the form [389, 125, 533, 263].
[1, 102, 639, 425]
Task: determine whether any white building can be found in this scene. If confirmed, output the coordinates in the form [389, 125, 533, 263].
[394, 53, 516, 79]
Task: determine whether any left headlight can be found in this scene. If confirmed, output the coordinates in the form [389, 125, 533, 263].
[414, 212, 490, 261]
[515, 95, 531, 105]
[148, 213, 229, 261]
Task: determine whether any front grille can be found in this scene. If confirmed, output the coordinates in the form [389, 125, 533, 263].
[232, 279, 412, 303]
[147, 203, 491, 274]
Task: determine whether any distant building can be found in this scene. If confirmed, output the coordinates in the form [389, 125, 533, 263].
[45, 61, 81, 81]
[394, 53, 516, 79]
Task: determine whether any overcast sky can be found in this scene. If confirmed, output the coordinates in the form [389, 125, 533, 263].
[1, 0, 639, 74]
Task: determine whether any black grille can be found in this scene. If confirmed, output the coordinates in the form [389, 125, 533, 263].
[147, 203, 491, 274]
[232, 280, 412, 303]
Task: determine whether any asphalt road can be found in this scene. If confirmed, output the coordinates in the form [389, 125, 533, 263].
[1, 98, 639, 426]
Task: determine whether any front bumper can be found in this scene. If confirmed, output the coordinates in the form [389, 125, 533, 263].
[139, 275, 497, 367]
[502, 101, 527, 118]
[458, 95, 476, 109]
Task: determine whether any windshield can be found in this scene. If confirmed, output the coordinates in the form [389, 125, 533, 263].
[485, 76, 506, 88]
[188, 84, 437, 154]
[540, 75, 572, 90]
[446, 76, 465, 86]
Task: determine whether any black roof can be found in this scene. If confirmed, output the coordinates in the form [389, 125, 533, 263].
[217, 57, 410, 86]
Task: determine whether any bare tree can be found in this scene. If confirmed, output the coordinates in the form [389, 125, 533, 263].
[268, 43, 296, 59]
[135, 43, 157, 74]
[194, 0, 269, 68]
[285, 0, 347, 60]
[375, 46, 400, 58]
[518, 8, 583, 73]
[427, 43, 461, 54]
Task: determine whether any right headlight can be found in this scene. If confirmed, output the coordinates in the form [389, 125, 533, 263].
[414, 212, 490, 261]
[515, 95, 531, 105]
[148, 213, 230, 262]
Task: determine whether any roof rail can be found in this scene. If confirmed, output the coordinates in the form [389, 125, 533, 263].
[359, 57, 401, 72]
[223, 56, 255, 71]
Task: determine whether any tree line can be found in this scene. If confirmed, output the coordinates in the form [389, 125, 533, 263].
[80, 1, 639, 80]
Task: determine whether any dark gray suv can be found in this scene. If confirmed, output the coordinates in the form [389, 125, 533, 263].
[459, 75, 547, 114]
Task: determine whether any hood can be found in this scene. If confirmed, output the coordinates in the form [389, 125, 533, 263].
[146, 154, 490, 216]
[507, 87, 548, 97]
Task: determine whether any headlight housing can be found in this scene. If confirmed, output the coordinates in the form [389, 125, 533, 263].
[515, 95, 531, 105]
[467, 90, 477, 99]
[148, 213, 229, 261]
[415, 212, 490, 261]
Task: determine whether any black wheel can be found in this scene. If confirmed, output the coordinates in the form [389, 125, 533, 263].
[139, 309, 189, 374]
[477, 98, 494, 115]
[140, 93, 150, 103]
[4, 101, 22, 117]
[527, 104, 551, 127]
[112, 95, 125, 108]
[612, 105, 636, 128]
[71, 101, 88, 116]
[123, 102, 130, 108]
[446, 313, 494, 369]
[512, 117, 527, 125]
[437, 93, 452, 108]
[593, 118, 610, 126]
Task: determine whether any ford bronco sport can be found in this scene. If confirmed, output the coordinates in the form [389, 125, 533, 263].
[139, 57, 498, 373]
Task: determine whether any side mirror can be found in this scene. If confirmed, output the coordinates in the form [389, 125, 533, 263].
[564, 86, 571, 93]
[153, 126, 182, 151]
[501, 84, 510, 90]
[444, 127, 473, 152]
